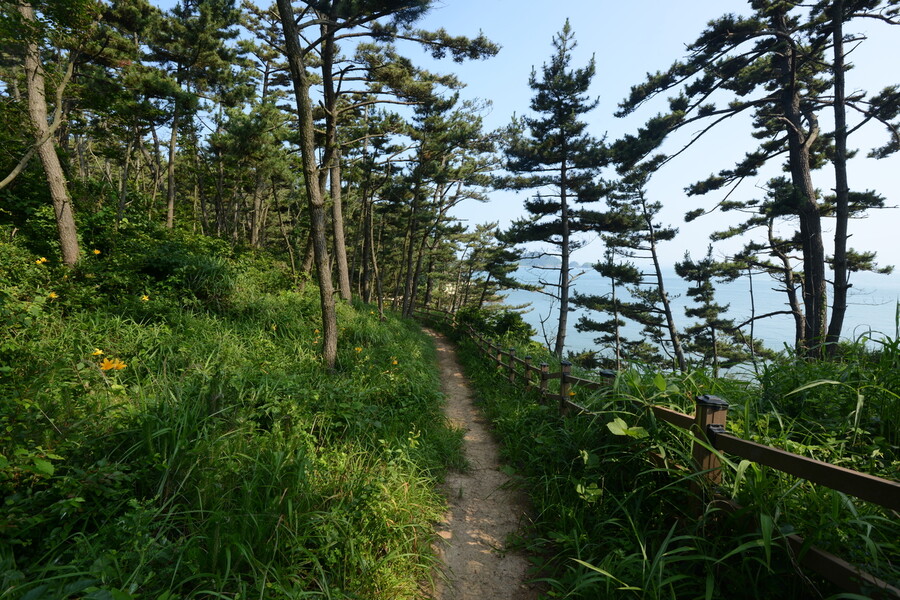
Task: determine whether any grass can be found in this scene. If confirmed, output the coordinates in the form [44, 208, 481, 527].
[438, 313, 900, 600]
[0, 238, 462, 599]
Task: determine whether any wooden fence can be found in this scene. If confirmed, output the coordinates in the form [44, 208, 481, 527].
[414, 307, 900, 599]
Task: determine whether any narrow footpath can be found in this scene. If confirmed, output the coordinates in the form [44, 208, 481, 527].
[425, 329, 541, 600]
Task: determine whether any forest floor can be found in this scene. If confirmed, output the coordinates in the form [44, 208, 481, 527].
[424, 329, 542, 600]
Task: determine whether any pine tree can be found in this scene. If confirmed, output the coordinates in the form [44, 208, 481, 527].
[573, 250, 642, 370]
[147, 0, 243, 230]
[499, 20, 606, 358]
[676, 247, 740, 376]
[615, 0, 900, 356]
[10, 0, 98, 265]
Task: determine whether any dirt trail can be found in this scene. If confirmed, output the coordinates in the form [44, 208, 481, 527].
[425, 329, 540, 600]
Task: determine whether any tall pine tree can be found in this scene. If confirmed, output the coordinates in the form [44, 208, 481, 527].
[499, 21, 606, 358]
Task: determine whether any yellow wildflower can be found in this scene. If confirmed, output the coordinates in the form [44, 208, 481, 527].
[47, 291, 58, 299]
[355, 347, 362, 353]
[35, 257, 48, 264]
[569, 391, 576, 397]
[392, 360, 398, 365]
[99, 357, 127, 371]
[93, 249, 101, 255]
[141, 294, 150, 302]
[314, 329, 319, 334]
[92, 348, 104, 356]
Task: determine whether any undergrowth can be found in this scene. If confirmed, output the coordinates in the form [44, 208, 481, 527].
[444, 314, 899, 600]
[0, 233, 461, 599]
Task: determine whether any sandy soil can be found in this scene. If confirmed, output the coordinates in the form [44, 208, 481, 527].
[425, 329, 541, 600]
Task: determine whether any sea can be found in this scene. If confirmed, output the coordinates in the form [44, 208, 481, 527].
[500, 266, 900, 356]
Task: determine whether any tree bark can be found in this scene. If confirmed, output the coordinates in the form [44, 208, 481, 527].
[277, 0, 338, 369]
[642, 194, 686, 372]
[319, 22, 352, 301]
[773, 12, 827, 357]
[401, 180, 421, 316]
[555, 150, 570, 358]
[767, 220, 805, 352]
[165, 100, 180, 229]
[826, 0, 850, 355]
[19, 1, 79, 265]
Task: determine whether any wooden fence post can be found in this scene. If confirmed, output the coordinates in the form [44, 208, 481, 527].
[691, 394, 730, 511]
[539, 362, 549, 402]
[524, 356, 533, 389]
[559, 361, 572, 416]
[508, 348, 516, 383]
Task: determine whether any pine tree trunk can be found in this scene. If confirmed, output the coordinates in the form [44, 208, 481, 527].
[277, 0, 338, 369]
[401, 181, 421, 317]
[166, 101, 180, 229]
[330, 156, 352, 299]
[555, 155, 570, 358]
[19, 1, 79, 265]
[826, 0, 850, 355]
[642, 194, 686, 372]
[319, 25, 352, 301]
[116, 132, 135, 227]
[773, 12, 827, 357]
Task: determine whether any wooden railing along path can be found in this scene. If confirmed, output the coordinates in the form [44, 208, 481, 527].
[414, 307, 900, 599]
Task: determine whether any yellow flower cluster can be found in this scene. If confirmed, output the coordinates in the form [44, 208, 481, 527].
[47, 291, 58, 299]
[35, 257, 48, 265]
[354, 347, 362, 353]
[100, 357, 127, 371]
[93, 249, 101, 255]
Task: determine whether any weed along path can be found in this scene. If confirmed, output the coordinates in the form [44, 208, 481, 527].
[425, 329, 540, 600]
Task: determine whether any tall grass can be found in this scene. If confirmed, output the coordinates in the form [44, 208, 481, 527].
[1, 239, 461, 599]
[450, 323, 900, 599]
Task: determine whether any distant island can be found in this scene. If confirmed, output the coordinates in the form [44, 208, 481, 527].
[518, 253, 583, 269]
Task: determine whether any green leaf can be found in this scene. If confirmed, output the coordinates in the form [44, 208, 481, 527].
[785, 379, 841, 395]
[732, 459, 752, 498]
[606, 417, 649, 439]
[572, 559, 641, 591]
[607, 417, 630, 436]
[653, 372, 667, 391]
[32, 457, 54, 475]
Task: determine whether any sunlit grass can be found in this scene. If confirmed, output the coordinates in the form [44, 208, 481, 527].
[449, 319, 900, 600]
[1, 244, 461, 599]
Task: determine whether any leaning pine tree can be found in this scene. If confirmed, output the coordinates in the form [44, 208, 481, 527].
[499, 20, 606, 358]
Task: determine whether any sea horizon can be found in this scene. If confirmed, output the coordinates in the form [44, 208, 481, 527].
[500, 266, 900, 358]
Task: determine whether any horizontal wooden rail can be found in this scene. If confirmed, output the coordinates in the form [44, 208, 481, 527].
[567, 375, 607, 391]
[786, 534, 900, 599]
[710, 429, 900, 512]
[652, 406, 695, 430]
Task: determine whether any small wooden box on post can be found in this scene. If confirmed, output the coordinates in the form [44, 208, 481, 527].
[691, 394, 729, 511]
[559, 361, 572, 416]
